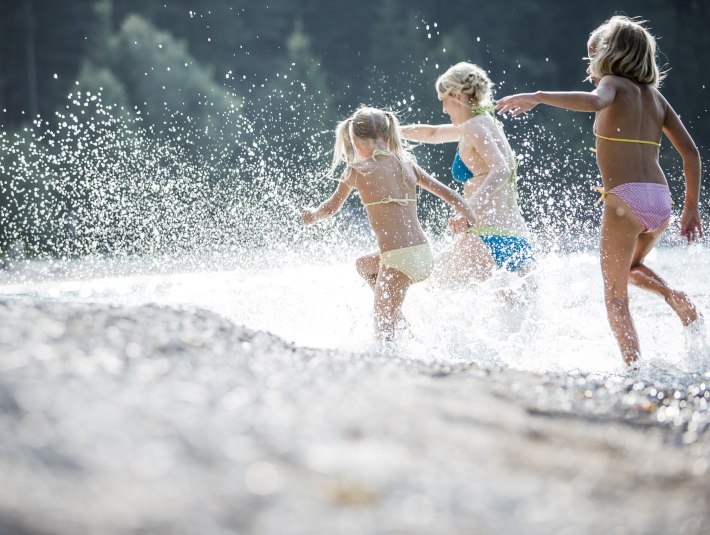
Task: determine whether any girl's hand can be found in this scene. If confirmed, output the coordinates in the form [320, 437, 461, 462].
[680, 206, 703, 242]
[449, 214, 469, 234]
[301, 209, 317, 226]
[495, 93, 539, 117]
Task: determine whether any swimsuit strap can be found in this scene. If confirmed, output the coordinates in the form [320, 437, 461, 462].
[363, 196, 416, 207]
[371, 149, 393, 160]
[591, 183, 674, 206]
[594, 133, 661, 147]
[472, 104, 496, 117]
[591, 185, 608, 206]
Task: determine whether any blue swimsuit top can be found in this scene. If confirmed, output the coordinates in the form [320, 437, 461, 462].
[451, 104, 498, 183]
[451, 149, 474, 183]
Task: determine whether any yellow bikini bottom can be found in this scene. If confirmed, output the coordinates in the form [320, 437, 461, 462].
[380, 243, 434, 283]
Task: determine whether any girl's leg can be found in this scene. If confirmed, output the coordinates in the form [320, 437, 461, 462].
[356, 253, 381, 291]
[373, 266, 411, 340]
[629, 232, 699, 326]
[600, 196, 644, 365]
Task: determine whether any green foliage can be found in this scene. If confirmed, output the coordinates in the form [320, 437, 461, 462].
[0, 0, 708, 258]
[107, 15, 241, 139]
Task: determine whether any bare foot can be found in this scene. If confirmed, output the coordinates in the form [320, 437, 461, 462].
[623, 351, 640, 367]
[667, 290, 700, 327]
[625, 359, 641, 374]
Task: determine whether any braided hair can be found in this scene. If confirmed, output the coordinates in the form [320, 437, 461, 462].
[436, 62, 494, 106]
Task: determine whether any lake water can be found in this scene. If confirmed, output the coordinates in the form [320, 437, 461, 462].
[2, 240, 708, 375]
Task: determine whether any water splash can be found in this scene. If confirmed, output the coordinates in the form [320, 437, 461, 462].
[0, 22, 706, 377]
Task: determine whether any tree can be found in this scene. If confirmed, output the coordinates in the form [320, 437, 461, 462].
[0, 0, 100, 126]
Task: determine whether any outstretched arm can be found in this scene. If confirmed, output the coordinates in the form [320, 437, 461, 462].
[495, 77, 617, 116]
[414, 165, 477, 226]
[662, 100, 703, 242]
[400, 123, 462, 144]
[301, 176, 353, 225]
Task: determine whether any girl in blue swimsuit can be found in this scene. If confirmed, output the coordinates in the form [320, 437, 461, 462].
[400, 62, 534, 289]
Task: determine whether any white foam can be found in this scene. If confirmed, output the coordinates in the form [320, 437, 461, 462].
[1, 243, 708, 375]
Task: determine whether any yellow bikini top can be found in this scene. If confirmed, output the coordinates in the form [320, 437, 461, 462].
[359, 149, 417, 207]
[362, 196, 416, 207]
[592, 132, 661, 151]
[371, 149, 393, 159]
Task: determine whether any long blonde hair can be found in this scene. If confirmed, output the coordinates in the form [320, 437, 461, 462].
[329, 106, 412, 178]
[436, 62, 494, 106]
[587, 15, 665, 87]
[327, 118, 355, 178]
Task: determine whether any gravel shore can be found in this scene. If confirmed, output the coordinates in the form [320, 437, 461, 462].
[1, 297, 709, 534]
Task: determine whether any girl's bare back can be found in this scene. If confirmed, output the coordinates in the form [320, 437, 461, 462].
[349, 155, 428, 253]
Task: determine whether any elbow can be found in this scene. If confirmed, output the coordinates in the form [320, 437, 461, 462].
[681, 143, 701, 165]
[691, 144, 701, 162]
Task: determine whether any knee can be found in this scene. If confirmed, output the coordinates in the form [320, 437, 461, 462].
[356, 257, 374, 277]
[628, 266, 642, 283]
[629, 263, 645, 276]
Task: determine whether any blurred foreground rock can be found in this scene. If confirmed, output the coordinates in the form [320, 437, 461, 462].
[0, 297, 708, 535]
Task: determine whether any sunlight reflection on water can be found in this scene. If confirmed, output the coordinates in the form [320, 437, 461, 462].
[2, 241, 708, 375]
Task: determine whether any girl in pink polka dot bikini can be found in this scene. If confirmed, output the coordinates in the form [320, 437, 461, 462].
[496, 15, 703, 367]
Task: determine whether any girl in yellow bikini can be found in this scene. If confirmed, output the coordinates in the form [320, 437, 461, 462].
[400, 62, 535, 287]
[496, 15, 703, 367]
[301, 106, 477, 341]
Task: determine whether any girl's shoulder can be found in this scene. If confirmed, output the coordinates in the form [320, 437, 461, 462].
[463, 110, 497, 131]
[601, 74, 656, 92]
[340, 165, 358, 188]
[461, 112, 501, 145]
[602, 75, 664, 105]
[352, 157, 378, 174]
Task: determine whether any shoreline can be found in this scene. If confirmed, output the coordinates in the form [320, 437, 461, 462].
[1, 297, 709, 533]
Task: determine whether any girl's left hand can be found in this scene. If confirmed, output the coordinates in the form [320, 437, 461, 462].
[680, 206, 703, 242]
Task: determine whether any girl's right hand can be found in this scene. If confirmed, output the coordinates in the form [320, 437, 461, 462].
[680, 206, 703, 242]
[449, 215, 469, 234]
[495, 93, 539, 117]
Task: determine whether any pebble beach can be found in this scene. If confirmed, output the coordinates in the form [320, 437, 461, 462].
[1, 296, 709, 534]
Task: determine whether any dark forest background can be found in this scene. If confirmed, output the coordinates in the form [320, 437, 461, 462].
[0, 0, 708, 259]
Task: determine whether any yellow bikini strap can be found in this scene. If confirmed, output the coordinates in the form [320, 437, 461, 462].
[365, 196, 416, 207]
[384, 196, 415, 206]
[591, 185, 608, 206]
[594, 133, 661, 147]
[472, 104, 496, 117]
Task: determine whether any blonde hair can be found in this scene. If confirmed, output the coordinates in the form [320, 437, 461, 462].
[329, 106, 412, 178]
[587, 15, 665, 87]
[328, 117, 355, 178]
[436, 62, 494, 106]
